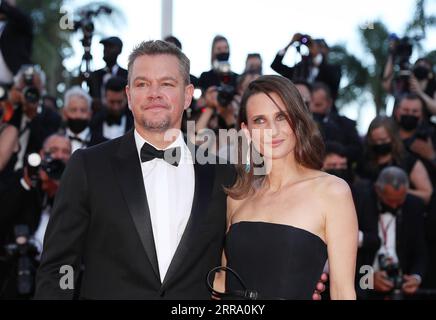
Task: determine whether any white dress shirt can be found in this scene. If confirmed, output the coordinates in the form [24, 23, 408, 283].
[103, 115, 126, 140]
[134, 129, 195, 282]
[14, 114, 31, 171]
[373, 212, 398, 271]
[67, 127, 91, 153]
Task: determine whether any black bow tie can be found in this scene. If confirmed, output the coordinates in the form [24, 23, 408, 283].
[140, 141, 181, 167]
[68, 135, 88, 145]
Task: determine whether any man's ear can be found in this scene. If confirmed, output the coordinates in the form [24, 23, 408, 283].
[184, 84, 194, 110]
[126, 85, 132, 111]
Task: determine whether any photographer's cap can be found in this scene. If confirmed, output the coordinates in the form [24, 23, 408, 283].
[100, 36, 123, 49]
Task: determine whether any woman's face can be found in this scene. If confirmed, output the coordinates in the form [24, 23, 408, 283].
[242, 92, 295, 160]
[370, 126, 391, 145]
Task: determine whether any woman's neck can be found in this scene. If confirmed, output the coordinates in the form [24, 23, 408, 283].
[264, 155, 309, 192]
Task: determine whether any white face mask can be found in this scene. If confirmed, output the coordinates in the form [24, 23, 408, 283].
[313, 53, 323, 66]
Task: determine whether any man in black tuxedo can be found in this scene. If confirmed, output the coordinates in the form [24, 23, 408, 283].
[0, 0, 32, 85]
[34, 40, 236, 299]
[355, 167, 428, 299]
[90, 76, 133, 141]
[89, 36, 128, 107]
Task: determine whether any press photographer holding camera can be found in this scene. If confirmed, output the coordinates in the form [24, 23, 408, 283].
[361, 167, 428, 300]
[271, 33, 341, 100]
[5, 65, 61, 176]
[0, 133, 71, 299]
[382, 35, 436, 119]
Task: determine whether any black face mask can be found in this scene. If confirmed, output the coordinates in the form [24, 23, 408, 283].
[379, 201, 401, 216]
[103, 54, 117, 68]
[312, 112, 326, 123]
[372, 142, 392, 156]
[215, 52, 230, 62]
[67, 118, 89, 134]
[413, 66, 430, 80]
[325, 169, 353, 185]
[399, 115, 419, 132]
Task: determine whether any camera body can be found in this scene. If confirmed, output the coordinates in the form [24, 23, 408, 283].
[21, 65, 40, 104]
[3, 225, 38, 297]
[26, 152, 66, 187]
[378, 254, 404, 300]
[216, 84, 236, 107]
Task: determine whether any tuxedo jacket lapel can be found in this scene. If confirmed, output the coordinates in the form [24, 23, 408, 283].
[111, 130, 160, 281]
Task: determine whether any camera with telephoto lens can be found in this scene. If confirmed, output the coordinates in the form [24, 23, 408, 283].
[26, 152, 66, 188]
[3, 225, 38, 297]
[378, 254, 404, 300]
[20, 65, 40, 104]
[216, 84, 236, 107]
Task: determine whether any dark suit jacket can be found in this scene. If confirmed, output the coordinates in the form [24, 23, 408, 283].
[317, 112, 363, 163]
[356, 189, 428, 279]
[88, 66, 128, 100]
[0, 1, 33, 76]
[90, 108, 134, 140]
[34, 130, 236, 299]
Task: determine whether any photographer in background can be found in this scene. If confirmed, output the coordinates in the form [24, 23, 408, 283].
[0, 134, 71, 299]
[0, 0, 33, 86]
[365, 167, 427, 300]
[6, 65, 61, 176]
[198, 35, 239, 92]
[383, 35, 436, 119]
[271, 33, 341, 100]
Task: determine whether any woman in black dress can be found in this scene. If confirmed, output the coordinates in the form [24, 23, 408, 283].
[214, 75, 357, 300]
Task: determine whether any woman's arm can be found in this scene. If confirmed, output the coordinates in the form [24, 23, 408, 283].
[409, 160, 433, 204]
[324, 178, 358, 300]
[0, 125, 19, 172]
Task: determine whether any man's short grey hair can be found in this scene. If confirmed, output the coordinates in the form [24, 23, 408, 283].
[376, 166, 410, 190]
[64, 86, 92, 110]
[127, 40, 190, 85]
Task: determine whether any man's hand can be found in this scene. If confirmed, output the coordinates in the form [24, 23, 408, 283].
[410, 137, 436, 161]
[402, 275, 420, 295]
[409, 75, 424, 96]
[374, 271, 394, 292]
[312, 272, 328, 300]
[204, 86, 218, 109]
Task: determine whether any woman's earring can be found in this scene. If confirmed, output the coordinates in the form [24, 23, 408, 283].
[245, 142, 251, 173]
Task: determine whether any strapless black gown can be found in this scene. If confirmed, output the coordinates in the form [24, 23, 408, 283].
[225, 221, 327, 300]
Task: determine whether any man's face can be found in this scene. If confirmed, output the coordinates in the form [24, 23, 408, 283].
[376, 184, 407, 209]
[323, 154, 348, 170]
[212, 40, 229, 60]
[245, 56, 262, 73]
[39, 136, 71, 196]
[310, 89, 331, 115]
[63, 96, 91, 121]
[105, 90, 127, 116]
[41, 136, 72, 163]
[295, 84, 311, 107]
[126, 54, 194, 133]
[395, 99, 423, 122]
[103, 43, 121, 65]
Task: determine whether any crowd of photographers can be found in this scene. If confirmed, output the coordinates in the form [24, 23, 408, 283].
[1, 0, 436, 300]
